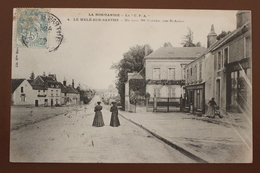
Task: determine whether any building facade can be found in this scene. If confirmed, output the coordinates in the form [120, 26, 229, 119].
[11, 79, 35, 105]
[211, 11, 251, 115]
[144, 47, 206, 99]
[30, 74, 61, 106]
[61, 79, 80, 105]
[185, 25, 218, 114]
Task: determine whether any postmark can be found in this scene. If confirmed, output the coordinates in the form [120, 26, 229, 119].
[16, 8, 63, 52]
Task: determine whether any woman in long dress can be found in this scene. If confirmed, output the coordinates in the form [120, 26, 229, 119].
[208, 98, 217, 118]
[110, 102, 120, 127]
[92, 102, 105, 127]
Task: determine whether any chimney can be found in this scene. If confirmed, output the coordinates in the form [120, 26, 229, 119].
[72, 79, 74, 88]
[63, 78, 66, 86]
[207, 24, 217, 48]
[236, 11, 251, 28]
[144, 45, 148, 56]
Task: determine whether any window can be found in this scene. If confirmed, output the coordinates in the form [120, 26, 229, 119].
[21, 95, 25, 102]
[194, 65, 197, 81]
[38, 90, 40, 95]
[21, 87, 24, 93]
[183, 67, 186, 80]
[56, 90, 58, 96]
[168, 68, 175, 80]
[224, 47, 228, 65]
[168, 87, 175, 97]
[153, 68, 160, 80]
[245, 36, 251, 58]
[153, 88, 160, 97]
[199, 63, 202, 81]
[187, 69, 189, 82]
[51, 90, 53, 96]
[217, 51, 222, 70]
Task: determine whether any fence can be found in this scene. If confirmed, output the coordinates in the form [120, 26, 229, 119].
[146, 97, 182, 112]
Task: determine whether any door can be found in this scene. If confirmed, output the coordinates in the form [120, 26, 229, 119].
[216, 79, 221, 106]
[51, 99, 53, 106]
[35, 100, 38, 107]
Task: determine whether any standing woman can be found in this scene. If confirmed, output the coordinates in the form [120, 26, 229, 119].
[110, 102, 120, 127]
[92, 102, 105, 127]
[208, 98, 217, 118]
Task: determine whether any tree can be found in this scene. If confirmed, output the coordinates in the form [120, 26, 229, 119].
[30, 71, 35, 80]
[111, 44, 153, 110]
[217, 31, 231, 40]
[181, 27, 201, 47]
[163, 42, 173, 47]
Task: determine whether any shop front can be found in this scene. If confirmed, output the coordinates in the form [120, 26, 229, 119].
[185, 83, 205, 114]
[226, 58, 251, 113]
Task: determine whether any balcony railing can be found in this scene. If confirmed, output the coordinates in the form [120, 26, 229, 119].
[146, 79, 185, 85]
[37, 94, 47, 97]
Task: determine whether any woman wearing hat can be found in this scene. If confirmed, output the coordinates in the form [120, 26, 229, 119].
[92, 101, 105, 127]
[110, 102, 120, 127]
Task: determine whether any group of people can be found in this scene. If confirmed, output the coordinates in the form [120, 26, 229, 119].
[92, 97, 221, 127]
[92, 101, 120, 127]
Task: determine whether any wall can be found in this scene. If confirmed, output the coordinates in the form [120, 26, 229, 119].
[145, 59, 191, 80]
[146, 84, 183, 98]
[204, 53, 215, 113]
[12, 80, 35, 105]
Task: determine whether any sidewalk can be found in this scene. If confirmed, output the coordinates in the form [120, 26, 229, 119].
[118, 106, 252, 163]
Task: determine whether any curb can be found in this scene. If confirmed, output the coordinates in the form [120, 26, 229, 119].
[118, 112, 209, 163]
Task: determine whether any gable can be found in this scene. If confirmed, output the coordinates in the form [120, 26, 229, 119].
[31, 76, 45, 85]
[11, 79, 25, 93]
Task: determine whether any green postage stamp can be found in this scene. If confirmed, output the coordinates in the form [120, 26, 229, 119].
[15, 8, 63, 51]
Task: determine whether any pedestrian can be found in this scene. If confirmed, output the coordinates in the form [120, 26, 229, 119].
[207, 98, 216, 118]
[92, 101, 105, 127]
[207, 98, 222, 118]
[110, 102, 120, 127]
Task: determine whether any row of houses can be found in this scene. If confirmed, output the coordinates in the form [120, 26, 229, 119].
[125, 11, 251, 116]
[11, 73, 80, 106]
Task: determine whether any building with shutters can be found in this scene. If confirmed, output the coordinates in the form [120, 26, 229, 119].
[144, 47, 206, 99]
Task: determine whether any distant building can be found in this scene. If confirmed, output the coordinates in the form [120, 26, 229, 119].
[30, 74, 61, 106]
[60, 79, 80, 105]
[144, 47, 206, 99]
[103, 85, 118, 98]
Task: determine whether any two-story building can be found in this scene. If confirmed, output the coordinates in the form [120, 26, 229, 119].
[30, 74, 61, 106]
[211, 11, 251, 115]
[185, 25, 218, 114]
[144, 47, 206, 99]
[185, 11, 251, 116]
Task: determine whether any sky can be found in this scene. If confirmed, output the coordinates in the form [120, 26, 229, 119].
[12, 9, 237, 89]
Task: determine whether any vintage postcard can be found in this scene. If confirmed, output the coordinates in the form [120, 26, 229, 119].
[10, 8, 252, 163]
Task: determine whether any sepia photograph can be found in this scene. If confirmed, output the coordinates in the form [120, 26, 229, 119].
[10, 8, 252, 163]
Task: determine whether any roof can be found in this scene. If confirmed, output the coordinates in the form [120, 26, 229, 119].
[211, 21, 251, 52]
[11, 79, 25, 93]
[145, 47, 207, 59]
[187, 21, 251, 65]
[129, 73, 143, 80]
[60, 83, 79, 94]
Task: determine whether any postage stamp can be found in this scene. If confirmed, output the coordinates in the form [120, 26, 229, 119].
[16, 8, 63, 52]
